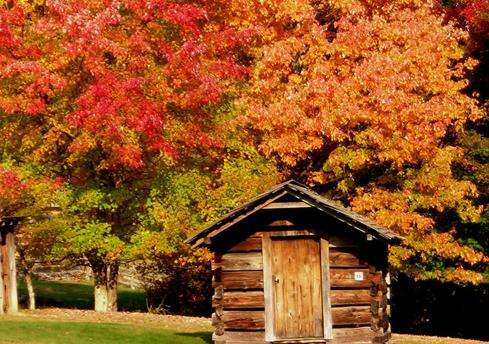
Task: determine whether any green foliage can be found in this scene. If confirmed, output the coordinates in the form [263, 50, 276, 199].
[131, 135, 279, 316]
[133, 128, 280, 256]
[67, 222, 125, 261]
[391, 274, 489, 340]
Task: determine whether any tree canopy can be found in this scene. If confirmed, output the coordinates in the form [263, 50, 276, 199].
[233, 0, 488, 283]
[0, 0, 488, 313]
[0, 0, 275, 311]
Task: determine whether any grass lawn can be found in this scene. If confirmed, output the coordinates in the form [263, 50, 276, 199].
[9, 278, 213, 343]
[17, 279, 147, 312]
[0, 318, 211, 344]
[1, 308, 487, 344]
[7, 280, 487, 344]
[0, 308, 487, 344]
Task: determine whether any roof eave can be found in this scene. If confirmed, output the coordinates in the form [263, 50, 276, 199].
[185, 182, 296, 247]
[186, 181, 404, 248]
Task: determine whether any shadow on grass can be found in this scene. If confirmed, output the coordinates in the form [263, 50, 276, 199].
[392, 275, 489, 341]
[18, 279, 147, 312]
[176, 332, 213, 344]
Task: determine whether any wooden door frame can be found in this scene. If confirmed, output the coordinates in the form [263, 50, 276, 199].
[262, 230, 332, 342]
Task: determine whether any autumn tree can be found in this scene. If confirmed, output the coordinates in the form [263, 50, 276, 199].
[445, 0, 489, 264]
[0, 164, 67, 309]
[0, 0, 254, 311]
[445, 0, 489, 106]
[131, 137, 279, 314]
[15, 190, 68, 311]
[0, 166, 25, 217]
[232, 0, 488, 283]
[450, 0, 489, 38]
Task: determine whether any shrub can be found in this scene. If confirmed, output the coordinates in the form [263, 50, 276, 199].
[136, 247, 212, 317]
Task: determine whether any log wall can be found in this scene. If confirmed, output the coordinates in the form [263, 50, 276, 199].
[211, 229, 391, 344]
[328, 245, 390, 343]
[212, 233, 265, 344]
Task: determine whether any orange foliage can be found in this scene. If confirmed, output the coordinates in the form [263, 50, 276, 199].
[233, 0, 487, 283]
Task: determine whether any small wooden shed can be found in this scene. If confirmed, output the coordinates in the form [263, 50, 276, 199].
[0, 217, 20, 314]
[187, 180, 403, 344]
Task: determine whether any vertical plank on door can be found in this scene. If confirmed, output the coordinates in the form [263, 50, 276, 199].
[262, 233, 275, 342]
[321, 238, 332, 340]
[271, 237, 323, 339]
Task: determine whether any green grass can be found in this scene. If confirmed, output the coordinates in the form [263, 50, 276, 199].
[0, 319, 211, 344]
[17, 280, 147, 312]
[11, 280, 484, 344]
[0, 318, 482, 344]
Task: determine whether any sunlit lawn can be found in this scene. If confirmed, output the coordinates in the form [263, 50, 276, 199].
[0, 319, 211, 344]
[5, 280, 486, 344]
[9, 279, 212, 343]
[0, 314, 485, 344]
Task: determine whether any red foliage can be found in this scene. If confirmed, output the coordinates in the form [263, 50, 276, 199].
[0, 167, 26, 204]
[452, 0, 489, 37]
[0, 0, 252, 170]
[0, 167, 27, 218]
[0, 166, 64, 218]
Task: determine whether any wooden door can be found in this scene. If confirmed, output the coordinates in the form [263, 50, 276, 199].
[270, 237, 324, 339]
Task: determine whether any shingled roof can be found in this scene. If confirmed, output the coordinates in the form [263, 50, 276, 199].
[186, 180, 403, 248]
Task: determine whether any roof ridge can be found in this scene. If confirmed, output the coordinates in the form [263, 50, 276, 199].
[186, 180, 404, 247]
[285, 184, 402, 240]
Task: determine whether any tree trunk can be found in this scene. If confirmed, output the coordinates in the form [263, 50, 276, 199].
[106, 262, 119, 312]
[4, 231, 17, 313]
[18, 249, 35, 311]
[24, 271, 36, 310]
[90, 257, 119, 312]
[92, 259, 109, 312]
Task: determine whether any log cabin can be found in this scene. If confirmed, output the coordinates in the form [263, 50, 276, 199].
[187, 180, 403, 344]
[0, 217, 20, 314]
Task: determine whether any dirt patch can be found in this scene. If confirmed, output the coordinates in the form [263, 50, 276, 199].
[8, 308, 211, 333]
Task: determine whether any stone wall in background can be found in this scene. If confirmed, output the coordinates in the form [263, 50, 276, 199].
[32, 262, 144, 290]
